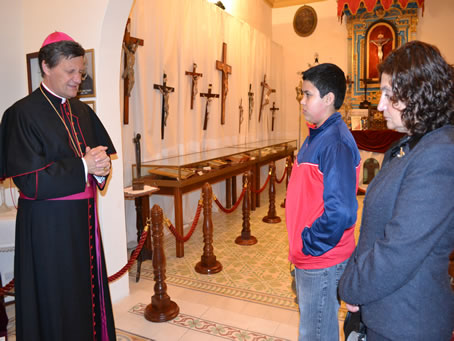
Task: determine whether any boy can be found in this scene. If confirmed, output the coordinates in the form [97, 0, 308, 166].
[285, 63, 360, 340]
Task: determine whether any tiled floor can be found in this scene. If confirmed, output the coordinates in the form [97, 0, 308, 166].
[4, 180, 363, 340]
[111, 181, 363, 341]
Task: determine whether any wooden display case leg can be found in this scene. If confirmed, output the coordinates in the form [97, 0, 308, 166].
[232, 175, 237, 204]
[255, 164, 261, 207]
[225, 178, 232, 208]
[174, 188, 184, 258]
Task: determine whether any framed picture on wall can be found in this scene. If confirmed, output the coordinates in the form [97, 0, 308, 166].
[78, 48, 96, 98]
[81, 100, 96, 112]
[26, 52, 42, 94]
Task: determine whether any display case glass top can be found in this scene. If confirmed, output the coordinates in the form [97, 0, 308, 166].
[133, 139, 297, 181]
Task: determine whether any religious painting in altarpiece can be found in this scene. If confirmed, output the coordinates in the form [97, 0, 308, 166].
[343, 3, 419, 115]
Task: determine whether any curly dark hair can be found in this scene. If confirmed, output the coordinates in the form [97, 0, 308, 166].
[378, 40, 454, 136]
[38, 40, 85, 77]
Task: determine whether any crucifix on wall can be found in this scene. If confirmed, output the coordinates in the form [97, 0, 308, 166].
[259, 74, 275, 122]
[185, 63, 203, 110]
[200, 84, 219, 131]
[270, 102, 279, 131]
[122, 18, 144, 125]
[215, 42, 232, 125]
[154, 73, 175, 140]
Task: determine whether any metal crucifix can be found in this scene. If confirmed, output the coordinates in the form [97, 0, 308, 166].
[248, 83, 254, 121]
[239, 98, 244, 133]
[215, 42, 232, 125]
[185, 63, 203, 110]
[200, 84, 219, 130]
[270, 102, 279, 131]
[259, 74, 275, 122]
[153, 73, 175, 139]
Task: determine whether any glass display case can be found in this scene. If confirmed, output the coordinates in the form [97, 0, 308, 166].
[131, 138, 297, 258]
[132, 139, 297, 186]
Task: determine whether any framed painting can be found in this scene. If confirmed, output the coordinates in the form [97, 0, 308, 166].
[26, 52, 41, 94]
[78, 48, 96, 98]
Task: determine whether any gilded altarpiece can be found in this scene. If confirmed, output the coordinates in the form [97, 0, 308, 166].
[343, 4, 419, 128]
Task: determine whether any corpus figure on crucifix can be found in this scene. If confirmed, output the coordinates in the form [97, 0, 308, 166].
[185, 63, 203, 110]
[216, 42, 232, 125]
[371, 33, 391, 63]
[200, 84, 219, 131]
[154, 73, 175, 139]
[122, 42, 139, 97]
[259, 74, 275, 122]
[122, 18, 144, 124]
[239, 98, 244, 133]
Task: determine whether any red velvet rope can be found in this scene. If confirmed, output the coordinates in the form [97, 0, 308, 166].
[250, 174, 271, 194]
[276, 166, 287, 184]
[108, 224, 149, 283]
[0, 279, 14, 297]
[213, 186, 246, 214]
[0, 226, 151, 292]
[165, 202, 203, 242]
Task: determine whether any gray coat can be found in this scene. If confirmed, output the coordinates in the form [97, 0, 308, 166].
[339, 125, 454, 341]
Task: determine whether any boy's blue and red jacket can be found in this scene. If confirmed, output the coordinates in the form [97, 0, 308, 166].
[285, 113, 361, 269]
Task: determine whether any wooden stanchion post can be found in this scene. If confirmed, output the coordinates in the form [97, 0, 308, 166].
[263, 161, 281, 223]
[281, 156, 293, 208]
[144, 205, 179, 322]
[235, 171, 257, 245]
[195, 182, 222, 275]
[195, 183, 223, 274]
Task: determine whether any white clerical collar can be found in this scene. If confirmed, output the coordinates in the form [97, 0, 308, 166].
[41, 82, 67, 104]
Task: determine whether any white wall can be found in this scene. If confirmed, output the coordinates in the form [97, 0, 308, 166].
[0, 0, 133, 302]
[272, 0, 348, 146]
[272, 0, 454, 146]
[416, 0, 454, 62]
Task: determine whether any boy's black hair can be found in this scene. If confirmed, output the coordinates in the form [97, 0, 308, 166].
[302, 63, 346, 110]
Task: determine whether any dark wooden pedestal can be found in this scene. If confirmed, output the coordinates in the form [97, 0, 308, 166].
[124, 185, 159, 282]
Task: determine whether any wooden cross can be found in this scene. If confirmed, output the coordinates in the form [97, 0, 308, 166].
[122, 18, 144, 125]
[248, 84, 254, 121]
[185, 63, 203, 110]
[259, 74, 275, 122]
[270, 102, 279, 131]
[215, 42, 232, 125]
[200, 84, 219, 131]
[153, 73, 175, 140]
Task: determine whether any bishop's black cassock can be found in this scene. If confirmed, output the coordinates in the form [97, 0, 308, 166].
[0, 85, 116, 340]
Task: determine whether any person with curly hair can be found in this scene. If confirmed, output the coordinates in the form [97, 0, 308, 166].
[339, 40, 454, 340]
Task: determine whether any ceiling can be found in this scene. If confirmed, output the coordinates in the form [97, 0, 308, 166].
[264, 0, 326, 8]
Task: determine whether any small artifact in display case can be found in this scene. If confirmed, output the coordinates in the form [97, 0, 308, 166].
[207, 159, 228, 168]
[225, 153, 250, 163]
[148, 167, 195, 180]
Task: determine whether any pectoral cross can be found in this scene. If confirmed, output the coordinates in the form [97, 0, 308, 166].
[200, 84, 219, 130]
[239, 98, 244, 133]
[248, 84, 254, 121]
[185, 63, 203, 110]
[122, 18, 144, 125]
[270, 102, 279, 131]
[259, 74, 275, 122]
[215, 42, 232, 125]
[154, 73, 175, 139]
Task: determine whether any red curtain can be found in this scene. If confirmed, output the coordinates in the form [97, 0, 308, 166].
[337, 0, 424, 18]
[350, 130, 405, 153]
